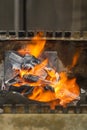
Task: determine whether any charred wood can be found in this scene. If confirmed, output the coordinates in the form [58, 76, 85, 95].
[44, 85, 54, 92]
[9, 85, 34, 94]
[8, 51, 40, 70]
[23, 74, 39, 82]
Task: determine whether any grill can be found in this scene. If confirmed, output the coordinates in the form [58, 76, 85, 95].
[0, 31, 87, 114]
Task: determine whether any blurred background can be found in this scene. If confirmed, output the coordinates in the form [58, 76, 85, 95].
[0, 0, 87, 31]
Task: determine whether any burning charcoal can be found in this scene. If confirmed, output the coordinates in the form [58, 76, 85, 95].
[23, 74, 39, 82]
[5, 78, 17, 86]
[8, 51, 40, 70]
[24, 54, 40, 64]
[9, 85, 34, 94]
[21, 63, 34, 69]
[5, 73, 19, 86]
[8, 51, 23, 69]
[22, 54, 40, 69]
[44, 85, 54, 92]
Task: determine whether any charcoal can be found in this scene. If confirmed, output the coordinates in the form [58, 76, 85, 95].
[23, 74, 39, 82]
[5, 73, 19, 86]
[9, 51, 40, 70]
[22, 54, 40, 69]
[24, 54, 40, 64]
[23, 87, 34, 96]
[9, 85, 34, 94]
[8, 51, 23, 69]
[44, 85, 54, 92]
[21, 63, 33, 69]
[5, 78, 17, 86]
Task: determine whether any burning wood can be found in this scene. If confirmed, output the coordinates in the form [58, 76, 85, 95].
[9, 51, 40, 70]
[23, 74, 39, 82]
[4, 34, 80, 108]
[9, 85, 34, 96]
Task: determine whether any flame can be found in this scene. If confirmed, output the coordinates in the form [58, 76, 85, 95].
[18, 33, 46, 57]
[12, 34, 80, 108]
[29, 86, 56, 102]
[71, 49, 81, 68]
[28, 72, 80, 107]
[54, 72, 80, 106]
[28, 59, 48, 77]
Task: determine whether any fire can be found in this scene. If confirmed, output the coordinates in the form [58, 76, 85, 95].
[28, 71, 79, 107]
[72, 50, 80, 67]
[54, 72, 80, 106]
[18, 32, 46, 57]
[11, 34, 80, 108]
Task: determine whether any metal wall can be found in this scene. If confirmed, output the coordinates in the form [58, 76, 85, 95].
[0, 0, 87, 31]
[0, 0, 24, 31]
[27, 0, 73, 31]
[0, 0, 14, 30]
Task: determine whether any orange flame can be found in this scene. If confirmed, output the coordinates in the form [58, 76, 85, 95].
[13, 34, 80, 108]
[54, 72, 80, 106]
[18, 33, 46, 57]
[28, 72, 80, 107]
[72, 50, 81, 67]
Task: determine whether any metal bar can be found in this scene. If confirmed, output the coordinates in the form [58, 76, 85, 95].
[23, 0, 27, 31]
[72, 0, 81, 31]
[0, 37, 87, 41]
[0, 31, 87, 41]
[0, 104, 87, 114]
[0, 31, 87, 39]
[14, 0, 20, 35]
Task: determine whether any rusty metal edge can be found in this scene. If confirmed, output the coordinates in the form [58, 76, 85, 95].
[0, 31, 87, 41]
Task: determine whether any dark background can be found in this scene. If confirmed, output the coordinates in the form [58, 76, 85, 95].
[0, 0, 87, 31]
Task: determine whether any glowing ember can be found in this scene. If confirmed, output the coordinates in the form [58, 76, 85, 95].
[11, 34, 80, 108]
